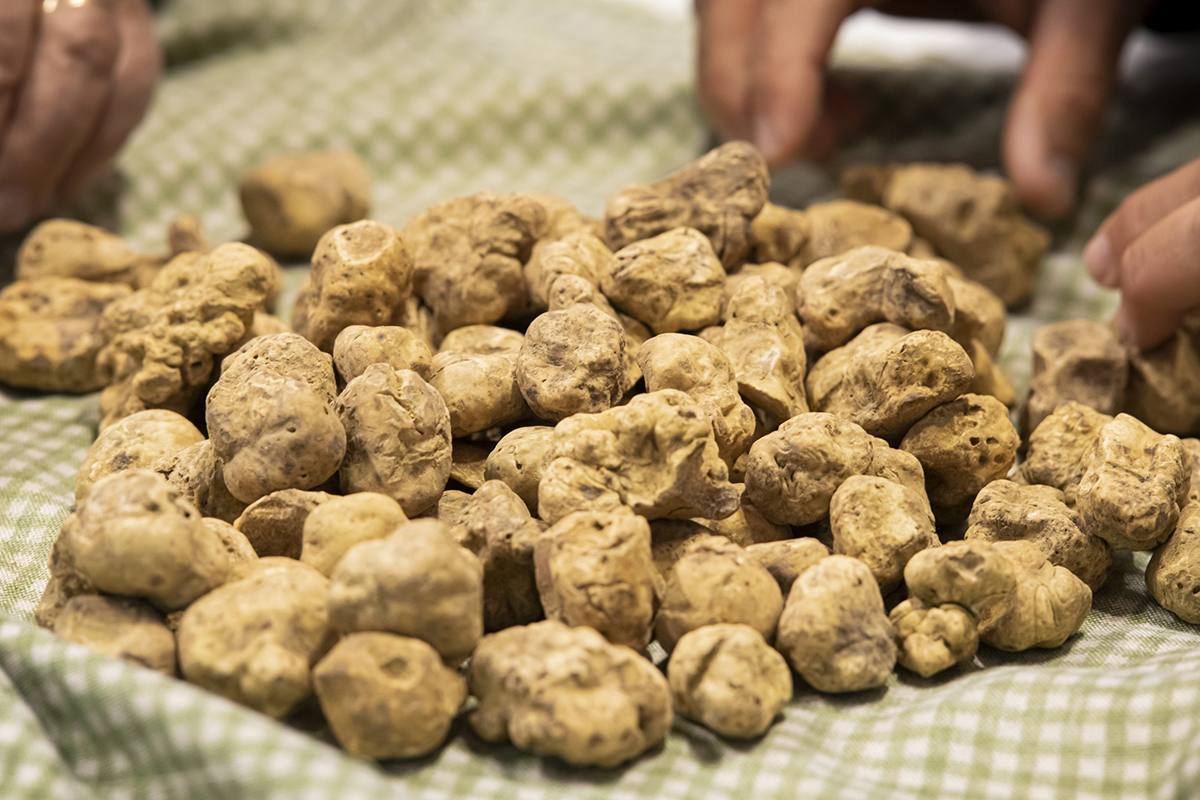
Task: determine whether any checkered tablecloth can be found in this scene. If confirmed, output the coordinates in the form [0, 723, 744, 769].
[3, 1, 1200, 798]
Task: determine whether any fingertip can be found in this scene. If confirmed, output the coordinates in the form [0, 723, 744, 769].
[1083, 231, 1120, 288]
[1011, 151, 1078, 219]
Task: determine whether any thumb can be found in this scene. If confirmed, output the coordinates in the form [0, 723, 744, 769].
[1002, 0, 1142, 218]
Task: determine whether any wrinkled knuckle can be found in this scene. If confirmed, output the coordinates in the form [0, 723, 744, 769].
[49, 9, 120, 75]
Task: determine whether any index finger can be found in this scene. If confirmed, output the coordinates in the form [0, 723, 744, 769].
[0, 0, 40, 127]
[748, 0, 865, 165]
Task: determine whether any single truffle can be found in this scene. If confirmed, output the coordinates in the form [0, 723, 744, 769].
[1147, 501, 1200, 624]
[329, 519, 483, 661]
[312, 632, 466, 759]
[829, 474, 938, 593]
[899, 394, 1019, 522]
[52, 595, 177, 676]
[469, 621, 673, 767]
[605, 141, 768, 269]
[207, 333, 346, 504]
[516, 304, 626, 421]
[535, 506, 661, 649]
[404, 191, 546, 330]
[889, 598, 978, 678]
[601, 227, 726, 334]
[428, 351, 529, 437]
[795, 246, 956, 352]
[667, 624, 792, 738]
[807, 323, 974, 439]
[637, 333, 757, 463]
[332, 324, 433, 383]
[64, 470, 232, 610]
[239, 150, 370, 257]
[177, 558, 333, 718]
[75, 409, 204, 502]
[1076, 414, 1188, 551]
[483, 426, 557, 514]
[538, 390, 740, 523]
[335, 365, 452, 515]
[291, 220, 413, 351]
[965, 480, 1112, 591]
[300, 492, 407, 576]
[655, 535, 782, 651]
[0, 278, 131, 392]
[775, 555, 897, 693]
[1024, 319, 1127, 434]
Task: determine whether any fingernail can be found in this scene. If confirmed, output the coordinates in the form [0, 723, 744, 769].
[753, 113, 783, 164]
[1084, 232, 1119, 288]
[1047, 156, 1080, 216]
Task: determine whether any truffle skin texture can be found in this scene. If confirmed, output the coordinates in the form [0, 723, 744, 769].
[300, 492, 407, 576]
[750, 200, 915, 269]
[483, 426, 556, 514]
[234, 489, 334, 559]
[64, 470, 231, 610]
[75, 409, 204, 502]
[655, 536, 783, 652]
[966, 480, 1112, 591]
[903, 540, 1017, 631]
[829, 475, 938, 593]
[1019, 401, 1113, 504]
[535, 507, 661, 649]
[97, 244, 278, 427]
[867, 163, 1050, 305]
[710, 277, 808, 424]
[637, 333, 756, 463]
[742, 412, 875, 527]
[775, 555, 897, 693]
[1147, 501, 1200, 624]
[177, 558, 332, 718]
[1125, 324, 1200, 437]
[538, 389, 740, 523]
[899, 393, 1019, 522]
[328, 519, 483, 661]
[601, 227, 726, 334]
[336, 365, 452, 515]
[437, 325, 525, 356]
[0, 278, 131, 392]
[745, 538, 830, 594]
[468, 620, 673, 768]
[524, 231, 613, 309]
[403, 191, 546, 331]
[312, 632, 466, 760]
[516, 305, 626, 422]
[795, 246, 956, 352]
[291, 221, 412, 352]
[1024, 319, 1127, 434]
[332, 325, 432, 383]
[668, 624, 792, 739]
[605, 141, 768, 269]
[52, 595, 177, 676]
[239, 151, 370, 257]
[454, 481, 544, 631]
[16, 219, 142, 285]
[428, 351, 529, 437]
[947, 276, 1006, 357]
[889, 598, 978, 678]
[1075, 414, 1188, 551]
[807, 323, 975, 439]
[155, 440, 248, 524]
[207, 332, 346, 504]
[984, 540, 1092, 651]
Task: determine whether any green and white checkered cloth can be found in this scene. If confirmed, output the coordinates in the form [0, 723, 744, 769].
[3, 1, 1200, 797]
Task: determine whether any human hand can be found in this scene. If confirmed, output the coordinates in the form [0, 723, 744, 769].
[1084, 157, 1200, 349]
[0, 0, 161, 235]
[696, 0, 1147, 218]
